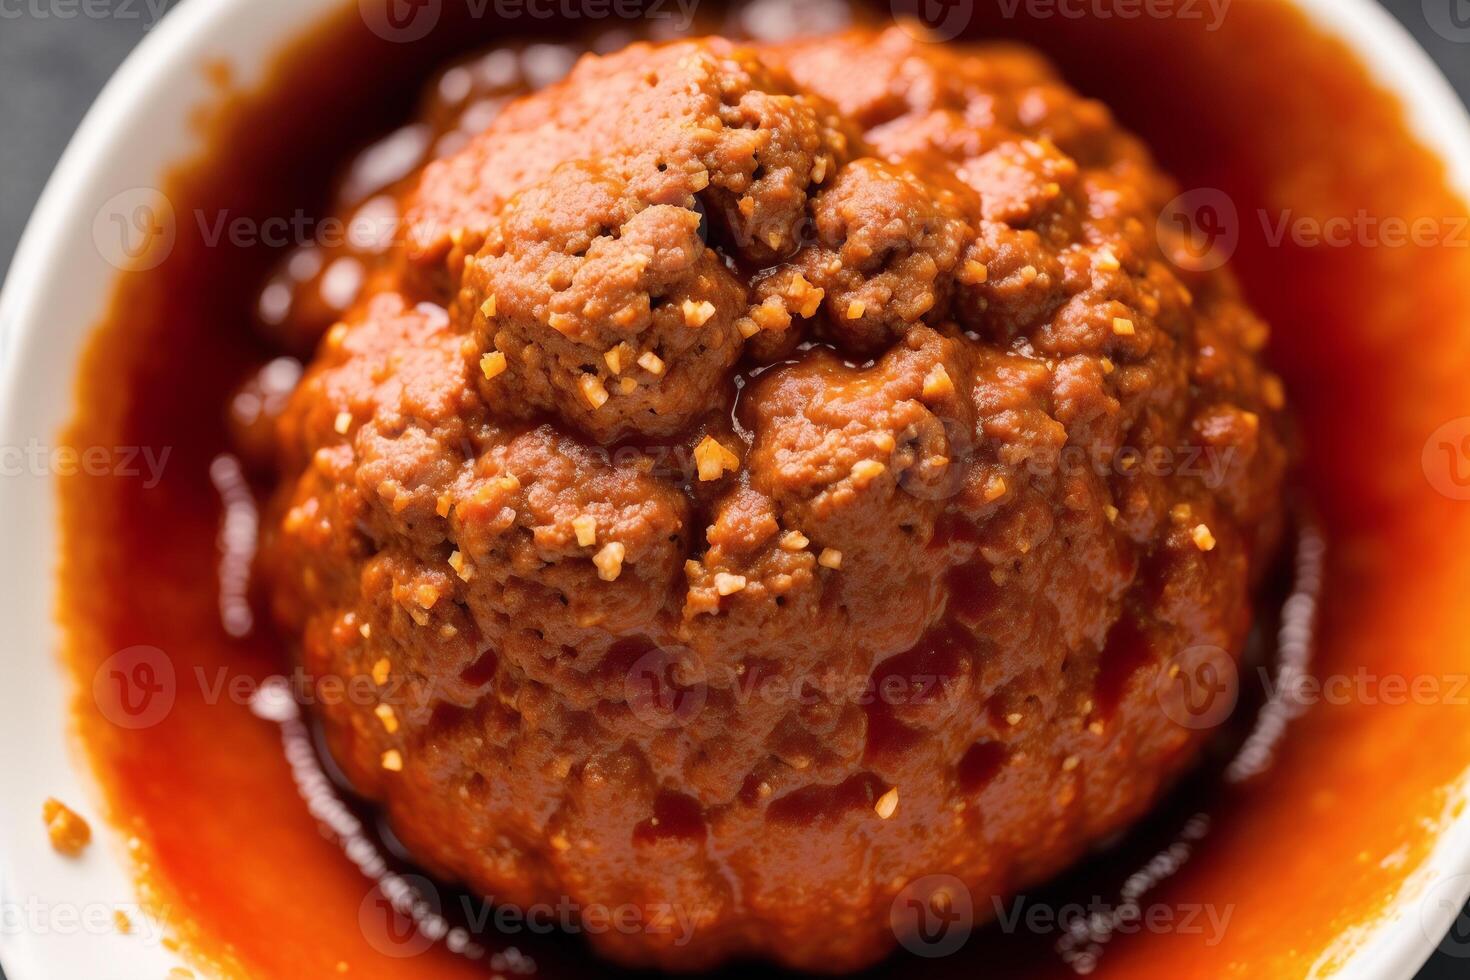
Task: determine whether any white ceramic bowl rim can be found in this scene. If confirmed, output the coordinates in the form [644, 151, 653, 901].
[0, 1, 1468, 977]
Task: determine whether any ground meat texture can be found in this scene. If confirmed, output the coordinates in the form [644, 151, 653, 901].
[459, 163, 747, 442]
[266, 25, 1290, 972]
[790, 158, 977, 354]
[404, 39, 851, 270]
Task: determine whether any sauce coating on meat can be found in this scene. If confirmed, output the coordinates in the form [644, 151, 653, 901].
[262, 25, 1287, 971]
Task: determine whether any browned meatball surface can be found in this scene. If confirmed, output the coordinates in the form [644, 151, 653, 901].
[265, 25, 1289, 972]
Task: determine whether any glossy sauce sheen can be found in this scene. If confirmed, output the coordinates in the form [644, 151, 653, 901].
[59, 2, 1470, 978]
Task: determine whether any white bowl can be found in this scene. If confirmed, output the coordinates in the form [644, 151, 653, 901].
[1, 1, 1468, 978]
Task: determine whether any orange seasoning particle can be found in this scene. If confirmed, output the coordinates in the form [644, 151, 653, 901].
[874, 786, 899, 819]
[694, 436, 740, 482]
[43, 798, 91, 857]
[480, 350, 508, 381]
[922, 364, 955, 400]
[1192, 524, 1218, 552]
[593, 542, 626, 582]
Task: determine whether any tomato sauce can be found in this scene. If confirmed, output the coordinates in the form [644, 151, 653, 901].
[58, 1, 1470, 977]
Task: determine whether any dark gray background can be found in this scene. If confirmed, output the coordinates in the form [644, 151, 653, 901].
[0, 1, 1466, 978]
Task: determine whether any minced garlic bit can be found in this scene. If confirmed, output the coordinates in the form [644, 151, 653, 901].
[1062, 755, 1081, 772]
[1262, 375, 1286, 410]
[922, 363, 955, 400]
[593, 542, 626, 581]
[1170, 503, 1193, 523]
[375, 704, 399, 734]
[846, 299, 866, 320]
[637, 351, 666, 376]
[371, 657, 391, 685]
[572, 514, 598, 548]
[874, 786, 899, 820]
[959, 259, 989, 284]
[1005, 712, 1024, 726]
[786, 272, 824, 318]
[380, 750, 404, 772]
[818, 548, 843, 569]
[603, 346, 624, 375]
[436, 493, 452, 518]
[448, 550, 473, 582]
[480, 294, 497, 318]
[617, 377, 638, 395]
[1192, 523, 1218, 552]
[737, 318, 762, 340]
[42, 798, 91, 857]
[579, 374, 610, 409]
[1103, 504, 1120, 524]
[1096, 248, 1121, 272]
[1112, 316, 1136, 337]
[751, 298, 789, 331]
[851, 459, 886, 486]
[548, 312, 576, 333]
[480, 350, 507, 381]
[984, 475, 1008, 502]
[694, 435, 740, 482]
[682, 299, 717, 327]
[714, 572, 747, 596]
[780, 530, 810, 552]
[333, 412, 352, 435]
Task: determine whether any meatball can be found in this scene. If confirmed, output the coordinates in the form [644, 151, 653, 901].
[266, 26, 1289, 972]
